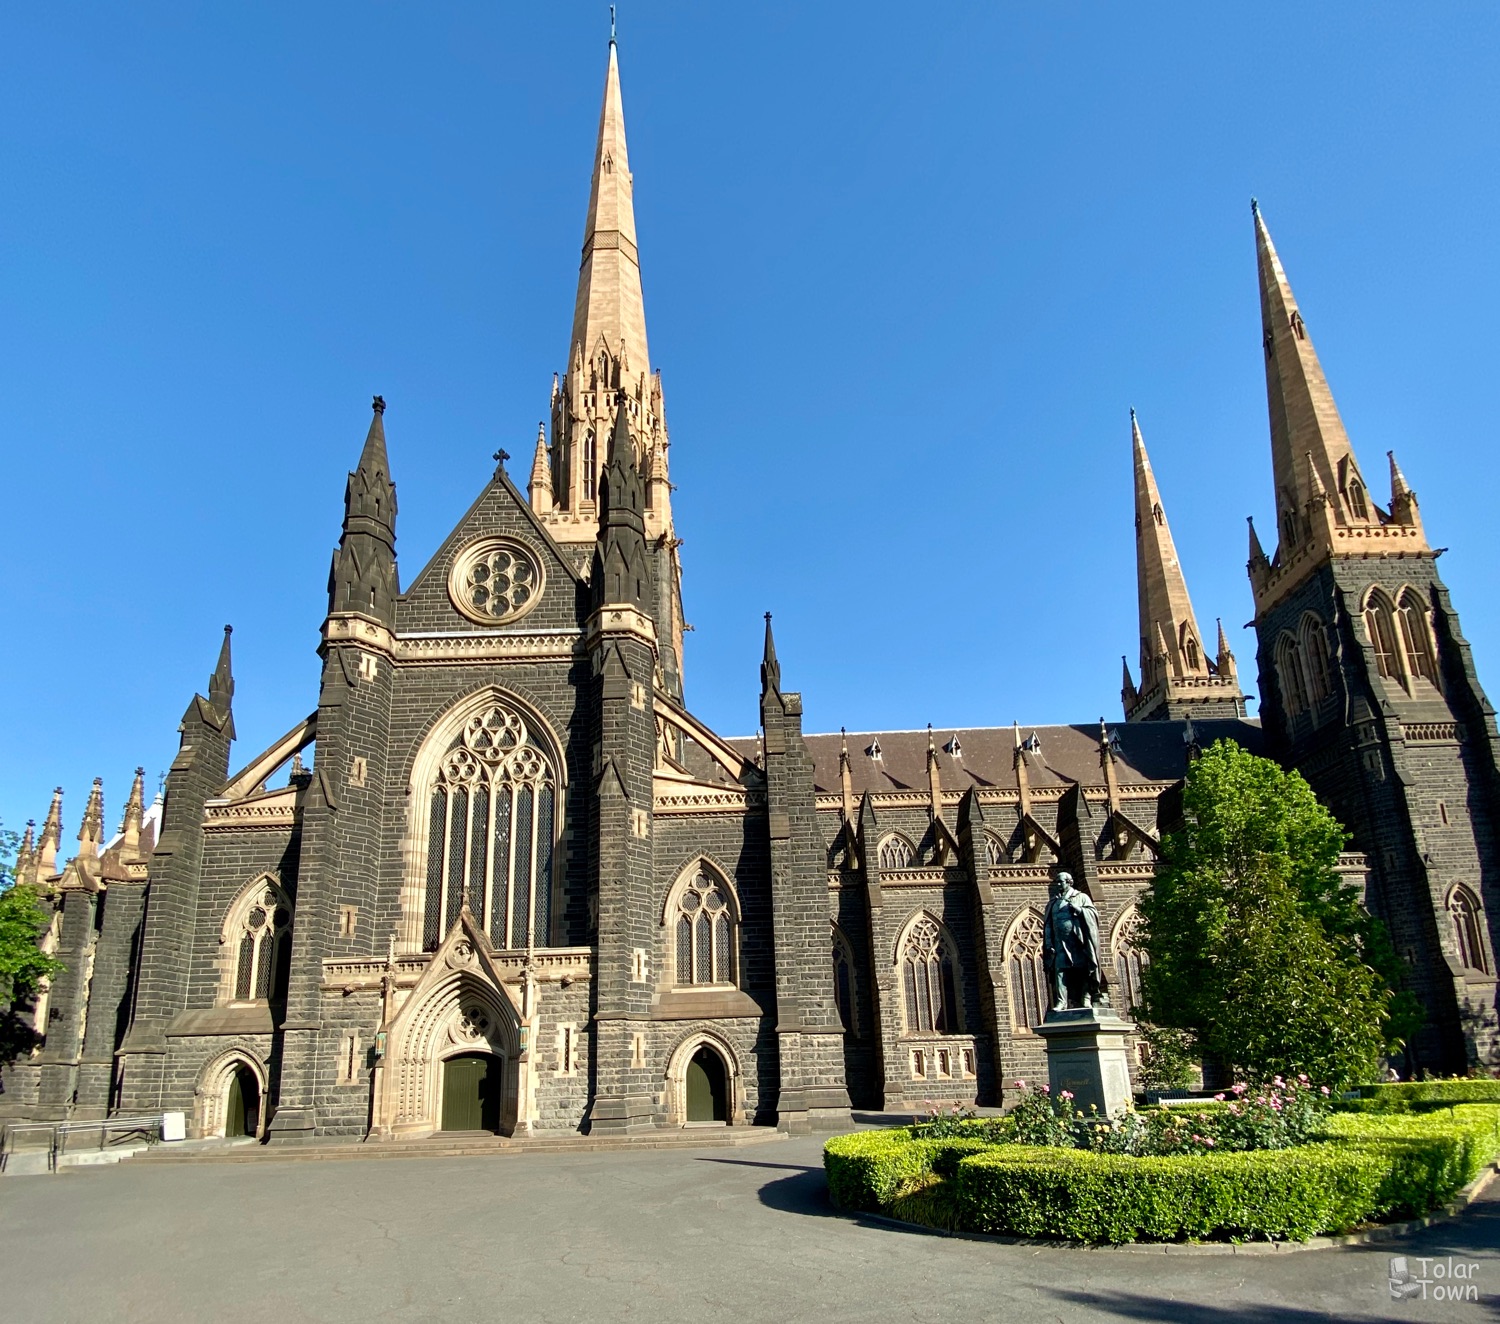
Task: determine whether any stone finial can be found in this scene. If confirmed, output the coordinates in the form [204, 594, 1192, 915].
[371, 395, 386, 415]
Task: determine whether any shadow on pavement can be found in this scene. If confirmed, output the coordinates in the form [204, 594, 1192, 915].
[751, 1166, 839, 1218]
[1042, 1291, 1364, 1324]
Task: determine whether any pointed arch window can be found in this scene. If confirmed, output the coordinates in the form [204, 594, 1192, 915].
[984, 833, 1006, 868]
[424, 704, 556, 952]
[1006, 909, 1047, 1031]
[1365, 592, 1402, 681]
[833, 925, 858, 1035]
[583, 429, 597, 502]
[1182, 633, 1200, 672]
[1449, 886, 1488, 974]
[878, 834, 915, 871]
[1112, 907, 1149, 1014]
[226, 879, 292, 1004]
[1347, 480, 1369, 521]
[673, 867, 737, 986]
[1398, 591, 1438, 684]
[900, 915, 958, 1034]
[1300, 616, 1333, 702]
[1276, 634, 1309, 716]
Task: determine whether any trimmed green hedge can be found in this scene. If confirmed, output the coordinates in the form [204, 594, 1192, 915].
[954, 1144, 1383, 1243]
[1318, 1104, 1500, 1216]
[1347, 1079, 1500, 1112]
[822, 1129, 991, 1211]
[822, 1104, 1500, 1244]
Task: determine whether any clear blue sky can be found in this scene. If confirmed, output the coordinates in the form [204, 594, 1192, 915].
[3, 4, 1498, 844]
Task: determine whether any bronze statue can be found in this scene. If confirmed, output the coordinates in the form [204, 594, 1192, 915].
[1042, 872, 1108, 1012]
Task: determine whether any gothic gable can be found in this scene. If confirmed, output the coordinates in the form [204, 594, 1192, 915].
[398, 467, 586, 635]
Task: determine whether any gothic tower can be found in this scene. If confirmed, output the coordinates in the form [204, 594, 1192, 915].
[1122, 411, 1246, 721]
[1247, 201, 1500, 1070]
[535, 34, 687, 702]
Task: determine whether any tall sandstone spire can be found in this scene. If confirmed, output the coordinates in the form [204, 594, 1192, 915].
[1250, 201, 1428, 612]
[540, 33, 685, 697]
[1123, 412, 1244, 721]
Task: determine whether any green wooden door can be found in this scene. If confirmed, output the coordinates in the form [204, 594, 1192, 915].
[686, 1048, 727, 1122]
[226, 1071, 246, 1137]
[442, 1053, 502, 1132]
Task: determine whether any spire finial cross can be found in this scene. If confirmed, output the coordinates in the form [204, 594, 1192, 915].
[610, 5, 617, 43]
[493, 449, 510, 466]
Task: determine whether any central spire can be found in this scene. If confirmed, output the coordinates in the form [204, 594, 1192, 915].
[570, 37, 651, 394]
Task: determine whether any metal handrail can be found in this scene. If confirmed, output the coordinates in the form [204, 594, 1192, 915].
[1, 1114, 164, 1172]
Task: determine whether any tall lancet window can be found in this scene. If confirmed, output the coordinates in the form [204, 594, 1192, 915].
[423, 704, 556, 952]
[673, 867, 737, 986]
[226, 878, 293, 1004]
[900, 915, 959, 1034]
[583, 429, 597, 502]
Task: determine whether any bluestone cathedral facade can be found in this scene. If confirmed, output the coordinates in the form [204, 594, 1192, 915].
[5, 38, 1500, 1140]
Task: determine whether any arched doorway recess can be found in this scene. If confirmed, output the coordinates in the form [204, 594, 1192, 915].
[441, 1052, 504, 1133]
[225, 1064, 261, 1138]
[685, 1045, 729, 1123]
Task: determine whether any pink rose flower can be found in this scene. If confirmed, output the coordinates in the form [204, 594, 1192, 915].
[1060, 1090, 1074, 1100]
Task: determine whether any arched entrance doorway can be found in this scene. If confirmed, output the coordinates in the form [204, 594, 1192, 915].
[441, 1052, 503, 1133]
[225, 1064, 261, 1138]
[685, 1045, 729, 1123]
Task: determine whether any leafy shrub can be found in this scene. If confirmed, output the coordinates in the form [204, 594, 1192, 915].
[1077, 1076, 1330, 1156]
[822, 1131, 991, 1211]
[954, 1144, 1385, 1243]
[823, 1103, 1500, 1243]
[1008, 1082, 1080, 1147]
[1350, 1079, 1500, 1112]
[1318, 1104, 1500, 1217]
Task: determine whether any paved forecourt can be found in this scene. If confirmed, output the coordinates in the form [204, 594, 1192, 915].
[1, 1131, 1496, 1322]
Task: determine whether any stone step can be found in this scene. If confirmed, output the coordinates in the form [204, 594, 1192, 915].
[136, 1125, 786, 1164]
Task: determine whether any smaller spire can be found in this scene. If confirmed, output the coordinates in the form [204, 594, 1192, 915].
[1389, 450, 1412, 502]
[760, 612, 781, 698]
[1247, 515, 1268, 566]
[839, 727, 854, 827]
[1120, 655, 1138, 711]
[1215, 619, 1237, 682]
[1099, 718, 1121, 813]
[121, 767, 145, 861]
[926, 725, 943, 823]
[209, 625, 234, 714]
[78, 777, 105, 859]
[529, 423, 554, 515]
[14, 821, 36, 886]
[37, 787, 63, 878]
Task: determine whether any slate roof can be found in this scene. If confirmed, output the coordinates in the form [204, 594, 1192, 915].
[726, 719, 1262, 797]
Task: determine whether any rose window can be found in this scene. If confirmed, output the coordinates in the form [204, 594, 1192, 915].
[448, 538, 544, 626]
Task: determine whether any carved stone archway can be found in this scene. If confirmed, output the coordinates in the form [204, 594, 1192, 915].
[370, 911, 525, 1139]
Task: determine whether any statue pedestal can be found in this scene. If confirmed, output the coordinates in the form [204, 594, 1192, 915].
[1035, 1007, 1136, 1119]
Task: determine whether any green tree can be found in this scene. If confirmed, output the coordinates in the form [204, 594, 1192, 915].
[1138, 740, 1416, 1088]
[0, 822, 62, 1066]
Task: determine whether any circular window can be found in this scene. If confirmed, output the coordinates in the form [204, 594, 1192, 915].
[448, 538, 544, 626]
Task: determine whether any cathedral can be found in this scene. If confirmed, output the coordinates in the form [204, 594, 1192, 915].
[5, 36, 1500, 1141]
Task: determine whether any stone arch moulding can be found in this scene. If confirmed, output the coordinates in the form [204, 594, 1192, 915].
[397, 683, 568, 953]
[369, 912, 526, 1140]
[218, 872, 293, 1004]
[660, 858, 742, 990]
[662, 1028, 744, 1127]
[194, 1046, 269, 1141]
